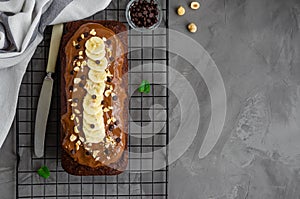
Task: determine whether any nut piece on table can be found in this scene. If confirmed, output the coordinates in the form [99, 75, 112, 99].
[190, 2, 200, 10]
[177, 6, 185, 16]
[188, 23, 197, 33]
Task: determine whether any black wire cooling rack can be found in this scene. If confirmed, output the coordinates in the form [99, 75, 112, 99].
[16, 0, 169, 198]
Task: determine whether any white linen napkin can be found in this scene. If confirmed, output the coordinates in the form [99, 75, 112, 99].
[0, 0, 112, 148]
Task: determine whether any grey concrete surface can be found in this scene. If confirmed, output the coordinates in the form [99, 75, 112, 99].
[168, 0, 300, 198]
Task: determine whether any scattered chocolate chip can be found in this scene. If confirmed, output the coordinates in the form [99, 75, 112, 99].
[112, 95, 118, 101]
[85, 151, 91, 156]
[114, 120, 119, 125]
[83, 32, 89, 37]
[95, 60, 100, 64]
[70, 70, 74, 75]
[75, 44, 80, 49]
[92, 95, 97, 99]
[115, 137, 121, 143]
[73, 98, 79, 103]
[104, 149, 110, 155]
[74, 55, 79, 60]
[71, 149, 75, 154]
[90, 124, 95, 129]
[106, 40, 111, 45]
[101, 100, 105, 105]
[69, 85, 73, 92]
[80, 75, 86, 80]
[77, 37, 82, 42]
[79, 82, 84, 87]
[109, 124, 114, 131]
[107, 76, 112, 82]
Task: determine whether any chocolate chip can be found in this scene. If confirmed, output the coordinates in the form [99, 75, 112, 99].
[73, 98, 79, 103]
[71, 149, 75, 154]
[92, 95, 97, 99]
[80, 75, 85, 80]
[112, 95, 118, 101]
[90, 124, 95, 129]
[101, 100, 105, 105]
[75, 44, 80, 49]
[95, 60, 100, 64]
[114, 120, 119, 125]
[115, 137, 121, 143]
[70, 70, 74, 75]
[104, 149, 110, 155]
[74, 55, 79, 60]
[69, 85, 73, 92]
[77, 37, 82, 42]
[107, 76, 112, 82]
[109, 124, 114, 131]
[79, 82, 84, 87]
[106, 40, 111, 45]
[85, 151, 91, 156]
[83, 32, 89, 37]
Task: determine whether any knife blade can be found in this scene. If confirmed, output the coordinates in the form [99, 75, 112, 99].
[34, 24, 63, 158]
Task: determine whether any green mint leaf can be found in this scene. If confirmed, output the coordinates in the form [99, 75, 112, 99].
[37, 166, 50, 179]
[138, 80, 150, 94]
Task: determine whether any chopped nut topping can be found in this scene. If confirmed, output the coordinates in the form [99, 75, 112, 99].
[111, 117, 116, 123]
[107, 118, 112, 124]
[71, 102, 77, 107]
[72, 41, 78, 46]
[92, 150, 99, 158]
[103, 107, 110, 112]
[74, 126, 79, 134]
[95, 157, 100, 161]
[75, 117, 79, 124]
[74, 66, 80, 72]
[76, 61, 81, 66]
[190, 1, 200, 10]
[90, 29, 96, 35]
[68, 98, 73, 102]
[79, 136, 85, 142]
[70, 113, 75, 120]
[104, 90, 112, 97]
[108, 106, 113, 110]
[81, 60, 87, 67]
[74, 109, 80, 114]
[70, 134, 77, 142]
[76, 140, 81, 145]
[107, 50, 112, 58]
[78, 55, 83, 59]
[74, 78, 81, 84]
[75, 142, 80, 150]
[177, 6, 185, 16]
[73, 88, 78, 92]
[81, 33, 85, 39]
[79, 51, 83, 56]
[109, 85, 113, 90]
[107, 156, 111, 160]
[102, 37, 107, 41]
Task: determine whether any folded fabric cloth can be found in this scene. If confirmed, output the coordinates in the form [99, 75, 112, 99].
[0, 0, 112, 148]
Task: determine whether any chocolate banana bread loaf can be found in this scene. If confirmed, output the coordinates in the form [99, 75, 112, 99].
[60, 20, 128, 175]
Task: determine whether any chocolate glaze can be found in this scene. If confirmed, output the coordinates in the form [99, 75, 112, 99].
[60, 20, 128, 175]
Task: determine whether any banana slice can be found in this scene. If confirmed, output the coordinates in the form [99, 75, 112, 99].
[83, 126, 105, 143]
[84, 79, 105, 96]
[83, 118, 104, 131]
[85, 49, 106, 61]
[83, 110, 103, 125]
[82, 94, 102, 115]
[87, 57, 108, 72]
[85, 37, 105, 54]
[88, 69, 107, 83]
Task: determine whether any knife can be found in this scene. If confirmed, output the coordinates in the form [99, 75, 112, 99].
[34, 24, 63, 158]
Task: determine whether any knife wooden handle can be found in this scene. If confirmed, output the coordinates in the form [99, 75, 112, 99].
[46, 24, 64, 73]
